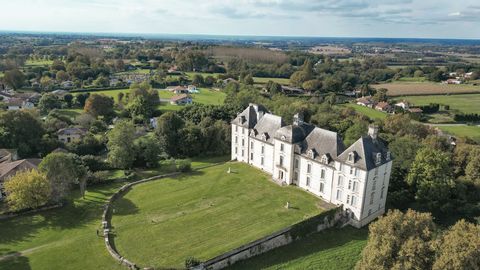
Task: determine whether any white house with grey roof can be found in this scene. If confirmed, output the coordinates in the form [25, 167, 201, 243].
[231, 104, 393, 228]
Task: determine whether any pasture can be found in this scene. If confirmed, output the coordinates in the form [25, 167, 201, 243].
[438, 125, 480, 141]
[374, 82, 480, 96]
[341, 104, 387, 120]
[111, 162, 323, 268]
[402, 94, 480, 114]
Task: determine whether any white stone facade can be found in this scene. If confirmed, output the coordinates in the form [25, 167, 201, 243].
[231, 104, 393, 228]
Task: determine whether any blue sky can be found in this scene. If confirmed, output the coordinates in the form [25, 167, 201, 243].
[2, 0, 480, 38]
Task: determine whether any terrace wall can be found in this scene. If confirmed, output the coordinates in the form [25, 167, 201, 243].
[198, 206, 347, 270]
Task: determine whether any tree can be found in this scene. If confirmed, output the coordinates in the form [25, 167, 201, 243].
[128, 96, 153, 121]
[3, 69, 25, 90]
[192, 74, 204, 86]
[325, 92, 337, 106]
[4, 170, 51, 211]
[302, 79, 322, 92]
[107, 120, 136, 169]
[84, 94, 115, 118]
[0, 110, 45, 157]
[406, 148, 455, 210]
[39, 152, 88, 201]
[56, 70, 70, 82]
[93, 76, 109, 87]
[372, 88, 388, 102]
[356, 209, 436, 270]
[433, 219, 480, 270]
[40, 76, 54, 90]
[155, 112, 185, 157]
[344, 122, 367, 146]
[38, 93, 62, 113]
[265, 80, 282, 94]
[75, 93, 90, 108]
[465, 148, 480, 183]
[134, 134, 163, 168]
[63, 94, 74, 108]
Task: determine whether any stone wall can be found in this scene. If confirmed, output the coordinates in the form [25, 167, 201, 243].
[198, 206, 346, 270]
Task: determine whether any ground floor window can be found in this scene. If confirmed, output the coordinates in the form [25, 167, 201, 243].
[250, 153, 253, 160]
[261, 157, 264, 165]
[306, 176, 310, 187]
[336, 189, 342, 200]
[319, 182, 325, 193]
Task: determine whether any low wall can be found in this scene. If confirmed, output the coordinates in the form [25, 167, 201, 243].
[199, 207, 346, 270]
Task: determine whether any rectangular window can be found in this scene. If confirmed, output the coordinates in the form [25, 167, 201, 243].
[368, 209, 372, 216]
[306, 176, 310, 187]
[320, 182, 324, 193]
[348, 180, 352, 190]
[339, 163, 343, 171]
[380, 187, 385, 199]
[337, 176, 344, 186]
[261, 157, 264, 165]
[235, 125, 238, 132]
[346, 195, 350, 204]
[307, 164, 311, 174]
[351, 196, 357, 206]
[372, 179, 377, 191]
[235, 147, 238, 154]
[279, 156, 284, 166]
[261, 145, 265, 154]
[370, 192, 375, 205]
[280, 143, 284, 152]
[294, 159, 299, 169]
[336, 189, 342, 200]
[320, 169, 325, 179]
[242, 139, 245, 146]
[350, 166, 354, 175]
[353, 181, 358, 192]
[294, 172, 298, 181]
[242, 128, 245, 134]
[250, 142, 254, 149]
[355, 168, 359, 177]
[250, 153, 253, 160]
[241, 149, 244, 157]
[235, 136, 238, 143]
[375, 168, 379, 176]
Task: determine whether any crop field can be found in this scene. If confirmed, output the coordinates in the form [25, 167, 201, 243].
[402, 94, 480, 114]
[111, 162, 323, 268]
[374, 82, 480, 96]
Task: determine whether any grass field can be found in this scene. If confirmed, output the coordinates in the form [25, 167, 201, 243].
[374, 82, 480, 96]
[402, 94, 480, 114]
[342, 104, 387, 120]
[157, 88, 226, 111]
[228, 227, 368, 270]
[54, 109, 84, 119]
[25, 59, 54, 67]
[253, 77, 291, 85]
[438, 125, 480, 141]
[111, 162, 323, 268]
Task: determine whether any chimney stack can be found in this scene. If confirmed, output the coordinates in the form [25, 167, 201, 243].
[293, 112, 304, 126]
[368, 124, 379, 139]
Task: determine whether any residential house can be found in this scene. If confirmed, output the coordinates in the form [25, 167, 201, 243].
[0, 159, 41, 199]
[61, 81, 75, 88]
[51, 89, 69, 97]
[465, 72, 474, 79]
[170, 94, 193, 105]
[444, 79, 462, 85]
[281, 86, 305, 95]
[188, 85, 199, 94]
[375, 102, 392, 112]
[231, 104, 393, 228]
[57, 127, 87, 143]
[6, 98, 35, 110]
[0, 149, 18, 164]
[356, 97, 374, 108]
[394, 101, 410, 110]
[408, 108, 423, 114]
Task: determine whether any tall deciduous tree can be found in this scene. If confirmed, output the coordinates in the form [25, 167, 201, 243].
[38, 93, 62, 114]
[84, 94, 115, 118]
[3, 69, 25, 90]
[4, 170, 51, 211]
[356, 209, 436, 270]
[107, 120, 136, 169]
[0, 110, 45, 157]
[155, 112, 185, 157]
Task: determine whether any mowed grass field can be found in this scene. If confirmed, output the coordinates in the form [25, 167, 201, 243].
[374, 82, 480, 96]
[342, 104, 387, 120]
[403, 94, 480, 114]
[228, 227, 368, 270]
[438, 126, 480, 141]
[110, 162, 323, 268]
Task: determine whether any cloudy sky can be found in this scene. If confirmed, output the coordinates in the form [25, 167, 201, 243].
[1, 0, 480, 39]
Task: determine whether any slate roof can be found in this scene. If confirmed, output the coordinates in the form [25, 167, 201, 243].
[231, 104, 269, 129]
[299, 127, 345, 161]
[337, 136, 391, 171]
[251, 114, 284, 144]
[274, 122, 315, 144]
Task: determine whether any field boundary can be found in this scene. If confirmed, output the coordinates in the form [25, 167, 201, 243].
[388, 91, 480, 97]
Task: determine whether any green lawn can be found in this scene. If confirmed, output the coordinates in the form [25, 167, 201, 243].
[110, 162, 323, 268]
[157, 88, 226, 112]
[253, 77, 291, 85]
[228, 227, 368, 270]
[438, 125, 480, 141]
[115, 69, 152, 75]
[403, 94, 480, 114]
[395, 77, 427, 82]
[0, 184, 126, 270]
[342, 104, 387, 120]
[54, 109, 84, 120]
[25, 59, 54, 67]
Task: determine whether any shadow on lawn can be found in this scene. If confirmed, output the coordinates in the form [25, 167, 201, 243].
[226, 227, 368, 270]
[111, 197, 139, 216]
[0, 184, 123, 246]
[0, 253, 31, 270]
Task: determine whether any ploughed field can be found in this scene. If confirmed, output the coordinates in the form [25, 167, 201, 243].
[110, 162, 323, 268]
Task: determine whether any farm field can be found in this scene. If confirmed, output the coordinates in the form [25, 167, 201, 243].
[374, 82, 480, 96]
[228, 227, 368, 270]
[437, 125, 480, 141]
[402, 94, 480, 114]
[111, 162, 324, 268]
[341, 104, 387, 120]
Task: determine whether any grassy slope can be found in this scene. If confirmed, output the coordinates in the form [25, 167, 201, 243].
[111, 162, 323, 268]
[157, 88, 226, 112]
[403, 94, 480, 114]
[228, 227, 368, 270]
[374, 82, 480, 96]
[342, 104, 387, 120]
[438, 126, 480, 141]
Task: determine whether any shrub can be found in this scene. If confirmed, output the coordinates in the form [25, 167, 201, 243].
[185, 256, 200, 268]
[177, 159, 192, 172]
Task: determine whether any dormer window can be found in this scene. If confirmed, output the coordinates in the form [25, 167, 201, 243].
[250, 129, 257, 137]
[308, 149, 315, 159]
[261, 133, 269, 141]
[386, 151, 391, 161]
[281, 135, 286, 141]
[375, 153, 382, 165]
[348, 152, 356, 163]
[240, 116, 246, 124]
[321, 154, 329, 164]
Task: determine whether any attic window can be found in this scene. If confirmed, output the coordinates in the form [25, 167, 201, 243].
[240, 116, 246, 123]
[321, 154, 329, 164]
[281, 135, 287, 141]
[250, 129, 257, 137]
[262, 133, 269, 141]
[375, 153, 382, 165]
[308, 149, 315, 159]
[386, 151, 391, 161]
[348, 152, 355, 163]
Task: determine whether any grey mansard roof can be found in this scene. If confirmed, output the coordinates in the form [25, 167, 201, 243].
[251, 114, 284, 144]
[274, 122, 315, 144]
[337, 136, 391, 171]
[299, 127, 345, 160]
[231, 104, 269, 129]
